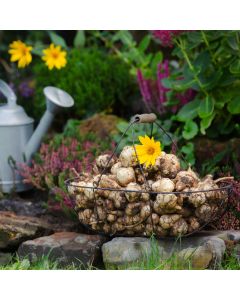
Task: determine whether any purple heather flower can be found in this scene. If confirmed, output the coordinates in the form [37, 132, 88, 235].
[137, 69, 151, 103]
[152, 30, 186, 47]
[18, 80, 35, 98]
[137, 60, 170, 114]
[137, 59, 196, 115]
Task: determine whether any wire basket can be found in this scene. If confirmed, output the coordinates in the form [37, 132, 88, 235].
[65, 113, 233, 238]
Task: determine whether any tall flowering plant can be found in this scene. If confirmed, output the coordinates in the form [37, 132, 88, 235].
[137, 59, 196, 115]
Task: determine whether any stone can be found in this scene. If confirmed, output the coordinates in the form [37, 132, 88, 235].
[0, 211, 77, 249]
[18, 232, 107, 268]
[0, 252, 12, 266]
[177, 246, 213, 270]
[102, 231, 230, 269]
[0, 198, 46, 217]
[215, 230, 240, 243]
[102, 237, 154, 268]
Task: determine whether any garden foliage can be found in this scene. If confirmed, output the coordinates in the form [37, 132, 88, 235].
[141, 30, 240, 140]
[32, 47, 137, 120]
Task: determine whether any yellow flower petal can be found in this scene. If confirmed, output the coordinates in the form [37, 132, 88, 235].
[135, 135, 161, 167]
[8, 40, 32, 68]
[42, 43, 67, 70]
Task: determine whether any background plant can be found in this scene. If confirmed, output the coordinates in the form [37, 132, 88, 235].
[152, 30, 240, 140]
[32, 47, 137, 122]
[0, 31, 138, 124]
[19, 119, 114, 218]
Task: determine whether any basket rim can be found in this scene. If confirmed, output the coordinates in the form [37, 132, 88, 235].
[65, 177, 232, 195]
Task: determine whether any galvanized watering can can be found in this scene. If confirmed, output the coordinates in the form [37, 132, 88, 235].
[0, 79, 74, 193]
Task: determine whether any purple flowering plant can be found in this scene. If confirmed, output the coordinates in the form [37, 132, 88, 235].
[19, 120, 114, 218]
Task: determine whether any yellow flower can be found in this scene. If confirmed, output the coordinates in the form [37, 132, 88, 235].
[8, 40, 32, 68]
[42, 44, 67, 70]
[135, 135, 161, 167]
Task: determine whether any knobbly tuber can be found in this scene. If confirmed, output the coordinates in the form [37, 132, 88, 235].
[116, 167, 136, 187]
[119, 146, 137, 167]
[111, 162, 122, 175]
[159, 154, 180, 179]
[152, 178, 175, 193]
[125, 182, 141, 202]
[159, 214, 182, 230]
[125, 202, 141, 216]
[170, 218, 188, 236]
[96, 154, 115, 169]
[175, 168, 199, 191]
[154, 193, 181, 214]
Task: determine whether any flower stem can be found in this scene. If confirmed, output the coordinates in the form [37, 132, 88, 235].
[176, 37, 208, 97]
[201, 31, 217, 64]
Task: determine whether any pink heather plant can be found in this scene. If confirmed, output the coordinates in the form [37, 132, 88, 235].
[18, 136, 113, 215]
[19, 138, 94, 190]
[152, 30, 186, 47]
[214, 180, 240, 230]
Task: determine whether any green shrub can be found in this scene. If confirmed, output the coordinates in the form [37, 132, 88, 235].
[33, 47, 137, 120]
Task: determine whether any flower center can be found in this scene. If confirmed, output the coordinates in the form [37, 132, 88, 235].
[147, 146, 155, 155]
[21, 47, 28, 56]
[52, 51, 59, 59]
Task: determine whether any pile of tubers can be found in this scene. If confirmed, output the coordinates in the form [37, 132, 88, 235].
[68, 147, 228, 237]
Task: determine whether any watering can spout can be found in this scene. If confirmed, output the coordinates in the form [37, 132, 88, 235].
[24, 87, 74, 162]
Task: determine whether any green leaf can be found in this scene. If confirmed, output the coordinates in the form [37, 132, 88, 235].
[114, 31, 134, 46]
[193, 51, 210, 73]
[227, 36, 239, 51]
[200, 113, 215, 135]
[151, 52, 163, 72]
[227, 96, 240, 114]
[181, 142, 195, 166]
[201, 70, 223, 90]
[31, 45, 45, 56]
[116, 121, 129, 133]
[198, 96, 214, 118]
[161, 78, 173, 89]
[229, 59, 240, 74]
[168, 78, 196, 91]
[182, 120, 198, 140]
[138, 35, 151, 52]
[181, 142, 194, 154]
[48, 31, 67, 48]
[164, 98, 180, 107]
[74, 30, 85, 48]
[177, 98, 201, 121]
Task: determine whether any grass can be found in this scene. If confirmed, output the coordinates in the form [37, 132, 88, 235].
[2, 253, 239, 270]
[107, 237, 240, 270]
[0, 254, 96, 270]
[114, 237, 194, 270]
[219, 253, 240, 270]
[0, 237, 239, 270]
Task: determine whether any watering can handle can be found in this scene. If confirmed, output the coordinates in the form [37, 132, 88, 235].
[0, 80, 17, 107]
[131, 113, 157, 124]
